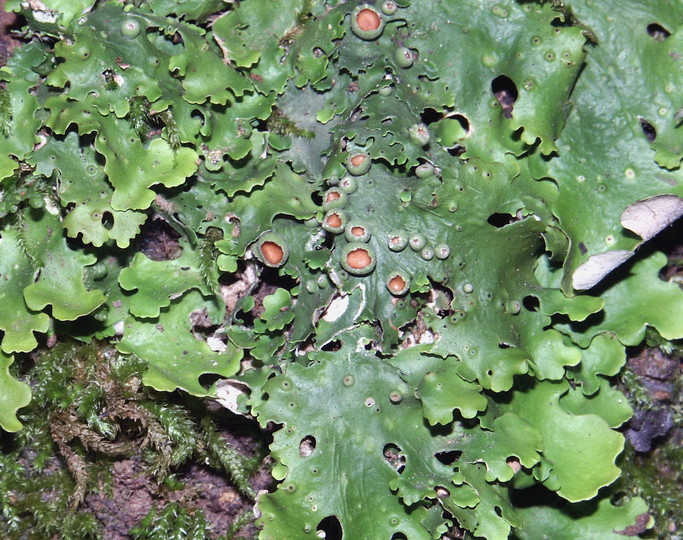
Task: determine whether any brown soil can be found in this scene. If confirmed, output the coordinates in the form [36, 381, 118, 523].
[84, 424, 272, 539]
[624, 346, 681, 451]
[139, 218, 184, 261]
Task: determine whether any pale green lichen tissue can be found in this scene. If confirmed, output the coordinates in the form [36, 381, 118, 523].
[1, 0, 682, 537]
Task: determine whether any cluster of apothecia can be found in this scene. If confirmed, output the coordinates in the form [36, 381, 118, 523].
[251, 1, 453, 296]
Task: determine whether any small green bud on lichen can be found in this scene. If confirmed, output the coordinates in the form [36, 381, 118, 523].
[382, 1, 398, 15]
[378, 84, 394, 96]
[317, 274, 331, 289]
[305, 280, 319, 293]
[420, 246, 435, 260]
[388, 232, 408, 252]
[435, 244, 451, 259]
[339, 176, 358, 194]
[408, 233, 427, 251]
[409, 123, 430, 146]
[395, 47, 415, 68]
[415, 162, 435, 178]
[507, 300, 522, 315]
[121, 18, 141, 38]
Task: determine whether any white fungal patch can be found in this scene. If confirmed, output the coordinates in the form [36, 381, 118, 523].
[321, 284, 366, 323]
[322, 293, 350, 322]
[215, 379, 250, 415]
[418, 330, 435, 345]
[23, 1, 58, 23]
[44, 196, 60, 215]
[207, 335, 227, 352]
[113, 320, 125, 336]
[574, 195, 683, 290]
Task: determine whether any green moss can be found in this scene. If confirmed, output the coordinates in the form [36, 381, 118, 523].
[618, 443, 683, 537]
[1, 341, 263, 536]
[0, 86, 11, 137]
[129, 502, 211, 540]
[617, 341, 683, 537]
[267, 108, 314, 139]
[128, 96, 151, 136]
